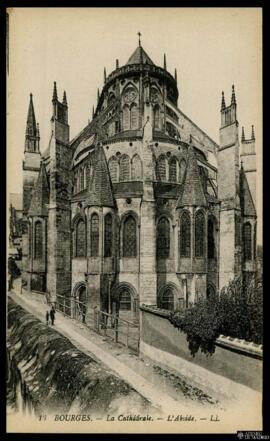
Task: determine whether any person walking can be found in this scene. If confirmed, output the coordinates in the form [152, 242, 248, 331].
[50, 307, 55, 326]
[46, 311, 49, 325]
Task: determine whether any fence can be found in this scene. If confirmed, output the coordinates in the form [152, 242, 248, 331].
[55, 294, 139, 353]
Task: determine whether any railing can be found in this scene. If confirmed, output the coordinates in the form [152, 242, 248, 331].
[55, 294, 139, 353]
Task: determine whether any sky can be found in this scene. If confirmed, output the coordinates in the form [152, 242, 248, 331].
[7, 7, 262, 243]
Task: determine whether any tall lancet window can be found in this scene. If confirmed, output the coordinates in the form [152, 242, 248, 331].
[34, 221, 43, 259]
[179, 159, 186, 183]
[76, 219, 86, 258]
[157, 217, 170, 258]
[208, 217, 215, 259]
[104, 213, 113, 257]
[157, 155, 166, 181]
[108, 156, 118, 183]
[119, 155, 130, 181]
[90, 213, 99, 257]
[243, 222, 252, 261]
[123, 215, 137, 257]
[131, 154, 142, 180]
[180, 211, 191, 258]
[169, 157, 177, 182]
[195, 210, 205, 257]
[122, 105, 130, 131]
[130, 103, 139, 130]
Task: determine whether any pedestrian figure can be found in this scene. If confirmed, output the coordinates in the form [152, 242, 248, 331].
[50, 307, 55, 326]
[46, 311, 49, 325]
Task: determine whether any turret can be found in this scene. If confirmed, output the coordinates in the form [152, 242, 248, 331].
[218, 85, 241, 289]
[240, 124, 257, 209]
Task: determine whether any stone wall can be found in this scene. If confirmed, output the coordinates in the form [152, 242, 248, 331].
[140, 305, 262, 399]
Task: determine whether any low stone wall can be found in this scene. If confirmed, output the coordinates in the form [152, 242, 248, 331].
[140, 305, 262, 400]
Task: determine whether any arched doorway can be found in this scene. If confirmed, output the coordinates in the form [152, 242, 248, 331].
[112, 283, 138, 322]
[73, 282, 87, 323]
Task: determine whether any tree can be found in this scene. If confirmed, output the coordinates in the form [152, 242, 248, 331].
[169, 276, 263, 357]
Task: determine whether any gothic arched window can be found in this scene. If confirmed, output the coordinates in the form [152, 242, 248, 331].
[130, 103, 139, 130]
[76, 219, 86, 257]
[180, 211, 191, 257]
[131, 154, 142, 180]
[157, 155, 166, 181]
[119, 155, 130, 181]
[243, 222, 252, 261]
[122, 105, 130, 131]
[153, 104, 160, 130]
[104, 213, 113, 257]
[90, 213, 99, 257]
[195, 210, 205, 257]
[34, 221, 42, 259]
[208, 217, 215, 259]
[161, 287, 174, 311]
[108, 156, 118, 183]
[123, 215, 137, 257]
[169, 157, 177, 182]
[157, 217, 170, 258]
[179, 159, 186, 183]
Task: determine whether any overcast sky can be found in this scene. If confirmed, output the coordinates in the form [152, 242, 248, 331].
[7, 7, 262, 243]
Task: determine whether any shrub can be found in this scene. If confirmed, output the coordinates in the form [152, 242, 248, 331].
[169, 276, 263, 357]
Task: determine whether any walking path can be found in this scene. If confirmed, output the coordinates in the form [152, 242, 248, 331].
[8, 282, 225, 414]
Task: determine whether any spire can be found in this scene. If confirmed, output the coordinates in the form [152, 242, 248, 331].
[251, 125, 255, 140]
[231, 84, 236, 104]
[28, 161, 50, 216]
[116, 59, 119, 69]
[52, 81, 58, 102]
[176, 144, 207, 208]
[163, 53, 167, 70]
[26, 93, 36, 128]
[92, 105, 95, 119]
[174, 68, 177, 82]
[104, 67, 106, 83]
[86, 144, 115, 208]
[241, 126, 245, 142]
[221, 91, 226, 110]
[62, 90, 67, 106]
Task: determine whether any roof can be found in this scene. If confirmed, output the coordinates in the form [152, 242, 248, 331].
[176, 145, 207, 208]
[28, 162, 50, 216]
[126, 45, 154, 65]
[86, 145, 115, 208]
[10, 193, 22, 211]
[240, 167, 256, 217]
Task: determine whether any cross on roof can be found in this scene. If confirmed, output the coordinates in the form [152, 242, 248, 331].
[138, 32, 141, 46]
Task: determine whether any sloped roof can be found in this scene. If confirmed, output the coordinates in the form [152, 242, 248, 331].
[10, 193, 22, 211]
[28, 162, 50, 216]
[176, 145, 207, 208]
[86, 145, 115, 208]
[126, 45, 154, 65]
[240, 167, 256, 217]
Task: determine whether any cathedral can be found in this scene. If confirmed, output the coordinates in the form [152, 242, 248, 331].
[21, 38, 257, 320]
